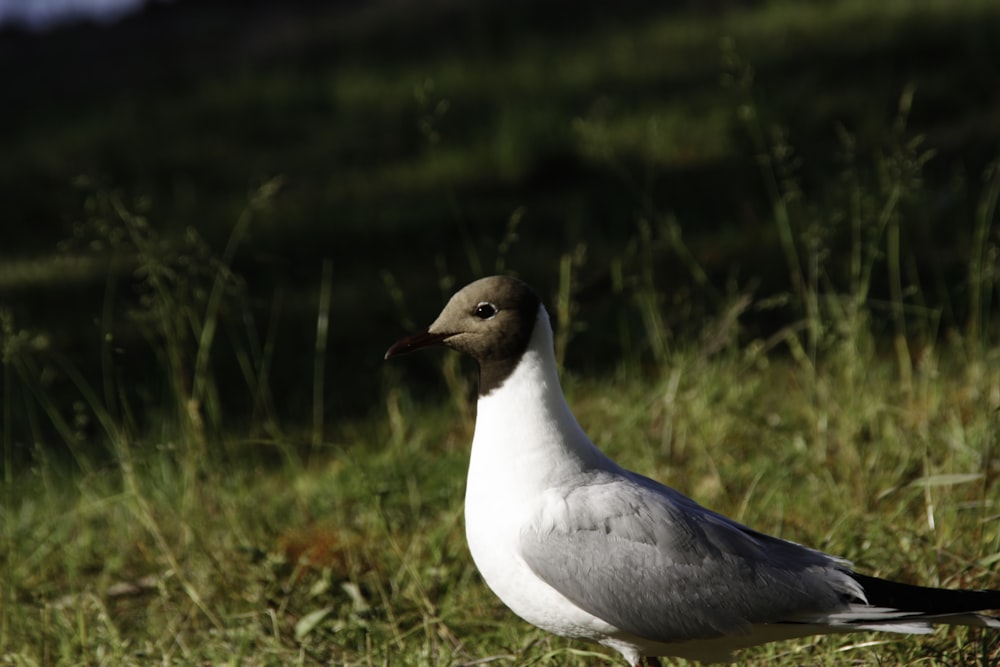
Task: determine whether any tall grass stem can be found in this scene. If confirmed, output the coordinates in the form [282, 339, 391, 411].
[313, 259, 334, 450]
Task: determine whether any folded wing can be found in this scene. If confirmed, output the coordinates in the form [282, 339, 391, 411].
[519, 469, 869, 643]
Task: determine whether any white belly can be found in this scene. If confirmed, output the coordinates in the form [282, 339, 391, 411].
[464, 481, 618, 640]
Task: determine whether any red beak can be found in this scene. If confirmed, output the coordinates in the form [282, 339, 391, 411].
[384, 328, 452, 360]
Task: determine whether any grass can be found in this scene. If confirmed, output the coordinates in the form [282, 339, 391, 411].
[3, 332, 999, 665]
[3, 1, 1000, 664]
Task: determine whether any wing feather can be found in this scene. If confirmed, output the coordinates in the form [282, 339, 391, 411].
[519, 470, 864, 643]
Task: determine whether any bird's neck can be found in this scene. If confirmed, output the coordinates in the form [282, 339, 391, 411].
[469, 306, 611, 489]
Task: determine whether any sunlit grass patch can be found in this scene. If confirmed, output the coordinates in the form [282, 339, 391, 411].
[2, 316, 999, 664]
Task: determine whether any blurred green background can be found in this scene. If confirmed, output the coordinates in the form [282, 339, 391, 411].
[2, 0, 999, 465]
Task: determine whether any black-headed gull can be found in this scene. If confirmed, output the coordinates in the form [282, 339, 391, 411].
[385, 275, 1000, 665]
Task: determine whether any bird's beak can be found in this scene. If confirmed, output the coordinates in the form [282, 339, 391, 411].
[384, 328, 452, 360]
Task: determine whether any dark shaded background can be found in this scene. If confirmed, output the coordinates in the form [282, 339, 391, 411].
[1, 0, 998, 465]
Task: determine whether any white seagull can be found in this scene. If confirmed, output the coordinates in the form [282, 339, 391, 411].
[384, 275, 1000, 666]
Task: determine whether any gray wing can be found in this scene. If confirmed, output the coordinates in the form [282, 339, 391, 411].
[519, 469, 866, 643]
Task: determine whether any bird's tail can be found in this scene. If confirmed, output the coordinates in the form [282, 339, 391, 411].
[844, 573, 1000, 632]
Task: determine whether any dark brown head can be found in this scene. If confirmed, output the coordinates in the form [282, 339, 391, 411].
[384, 275, 542, 395]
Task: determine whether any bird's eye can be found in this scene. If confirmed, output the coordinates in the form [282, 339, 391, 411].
[474, 302, 497, 319]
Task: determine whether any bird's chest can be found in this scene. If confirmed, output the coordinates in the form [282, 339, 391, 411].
[463, 460, 535, 590]
[464, 474, 614, 640]
[462, 390, 618, 639]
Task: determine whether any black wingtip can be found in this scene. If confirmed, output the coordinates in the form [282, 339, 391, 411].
[853, 572, 1000, 614]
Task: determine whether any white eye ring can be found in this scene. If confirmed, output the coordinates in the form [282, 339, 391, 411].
[474, 302, 497, 319]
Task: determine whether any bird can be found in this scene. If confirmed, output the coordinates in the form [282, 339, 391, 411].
[384, 274, 1000, 666]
